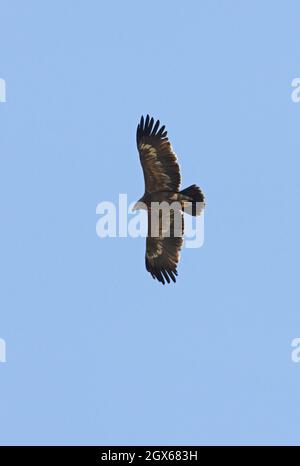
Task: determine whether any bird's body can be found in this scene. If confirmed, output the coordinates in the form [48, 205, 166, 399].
[136, 190, 187, 207]
[134, 115, 205, 285]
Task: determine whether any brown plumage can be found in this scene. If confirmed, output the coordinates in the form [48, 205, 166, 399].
[134, 115, 205, 285]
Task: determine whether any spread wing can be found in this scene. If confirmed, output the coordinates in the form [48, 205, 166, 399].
[136, 115, 181, 193]
[145, 209, 184, 285]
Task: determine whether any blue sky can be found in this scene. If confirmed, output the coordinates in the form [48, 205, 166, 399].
[1, 0, 300, 445]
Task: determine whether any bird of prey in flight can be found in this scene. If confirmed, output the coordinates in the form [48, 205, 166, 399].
[133, 115, 205, 285]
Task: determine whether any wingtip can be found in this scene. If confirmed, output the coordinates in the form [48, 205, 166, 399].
[137, 115, 169, 144]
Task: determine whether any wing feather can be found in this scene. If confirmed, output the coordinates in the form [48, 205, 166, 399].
[145, 209, 184, 285]
[136, 115, 181, 193]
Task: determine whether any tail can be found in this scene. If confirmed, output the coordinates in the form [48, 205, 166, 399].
[180, 184, 205, 216]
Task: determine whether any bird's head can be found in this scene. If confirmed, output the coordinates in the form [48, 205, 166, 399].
[132, 199, 147, 212]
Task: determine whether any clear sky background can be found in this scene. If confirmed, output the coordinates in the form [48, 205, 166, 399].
[1, 0, 300, 446]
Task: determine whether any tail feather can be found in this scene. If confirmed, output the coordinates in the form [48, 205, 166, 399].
[180, 184, 205, 216]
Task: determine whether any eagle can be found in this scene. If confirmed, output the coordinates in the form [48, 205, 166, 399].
[133, 115, 205, 285]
